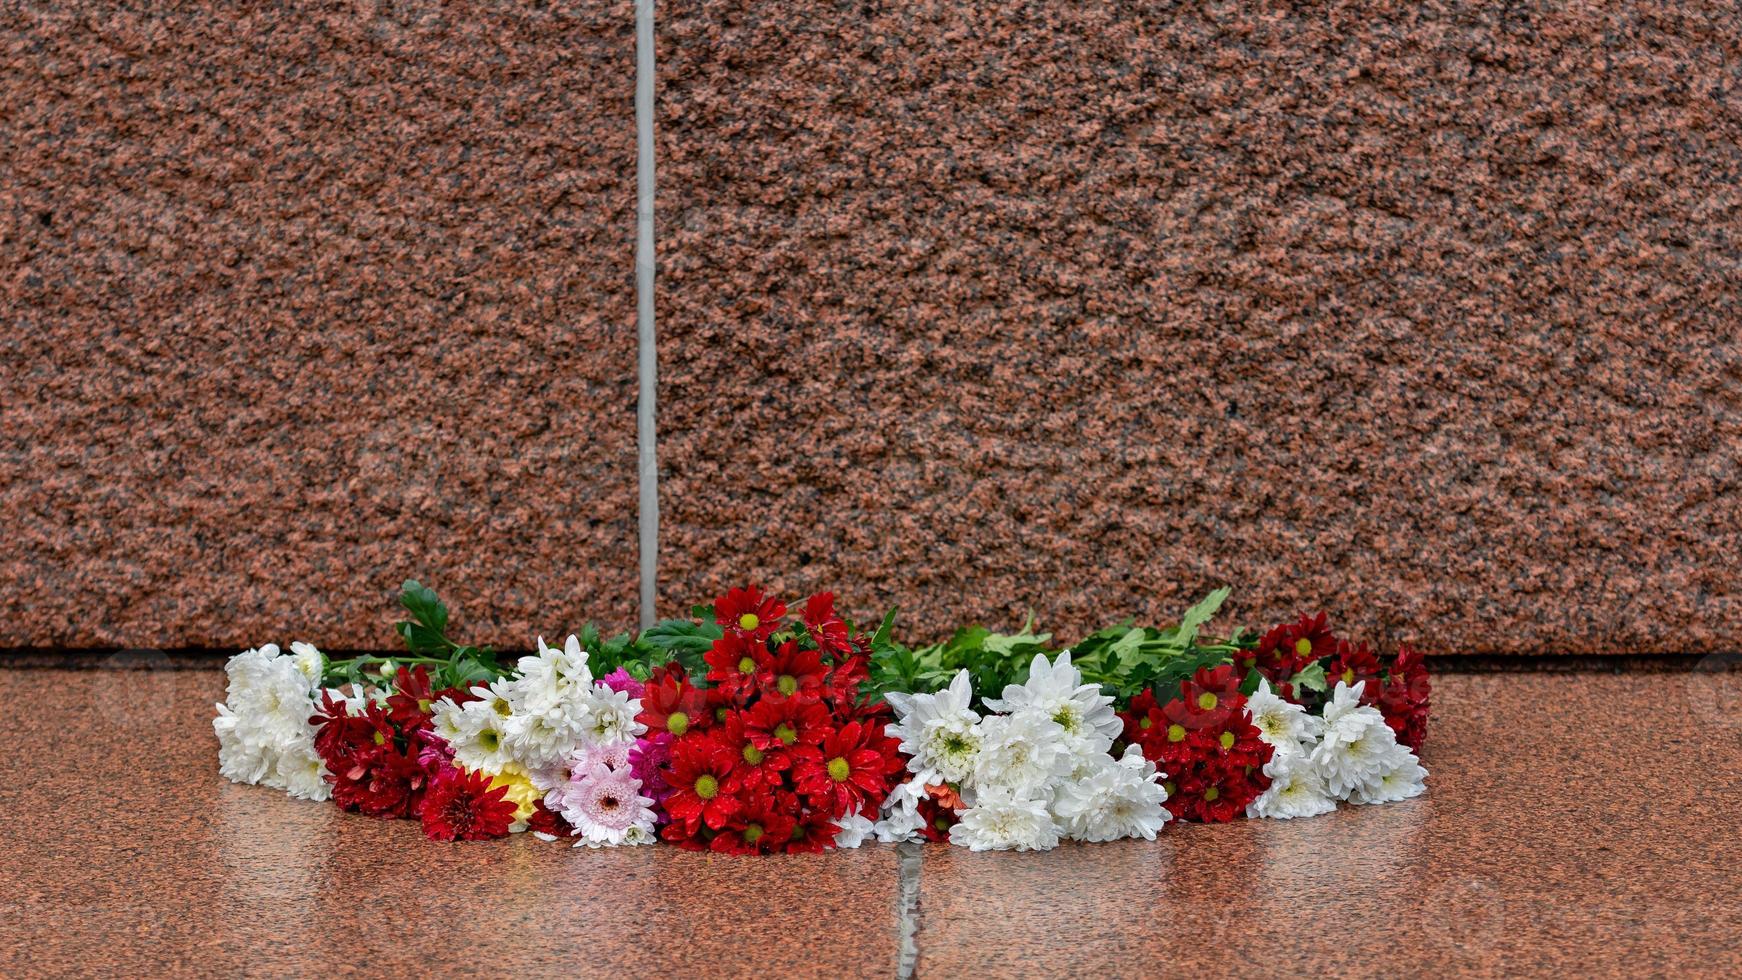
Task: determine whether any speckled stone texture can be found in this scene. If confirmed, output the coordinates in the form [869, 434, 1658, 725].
[2, 668, 1738, 974]
[1, 3, 640, 648]
[654, 1, 1742, 653]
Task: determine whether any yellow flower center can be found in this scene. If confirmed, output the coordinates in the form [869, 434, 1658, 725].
[1139, 717, 1153, 730]
[1204, 786, 1220, 802]
[1167, 723, 1187, 742]
[777, 674, 799, 696]
[1294, 638, 1314, 656]
[372, 731, 386, 746]
[1342, 668, 1356, 685]
[742, 743, 764, 765]
[738, 613, 761, 631]
[737, 656, 756, 674]
[827, 757, 851, 782]
[695, 774, 719, 800]
[1219, 731, 1235, 750]
[743, 822, 764, 844]
[1197, 692, 1218, 711]
[667, 711, 690, 736]
[775, 723, 798, 745]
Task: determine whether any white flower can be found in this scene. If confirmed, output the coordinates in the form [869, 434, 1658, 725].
[213, 644, 328, 800]
[1348, 753, 1429, 805]
[288, 641, 324, 685]
[559, 761, 656, 847]
[1312, 681, 1413, 799]
[579, 684, 645, 746]
[969, 711, 1073, 799]
[1052, 745, 1171, 842]
[1247, 751, 1337, 819]
[984, 652, 1121, 755]
[447, 695, 516, 774]
[1245, 678, 1321, 756]
[873, 779, 928, 843]
[883, 670, 982, 785]
[949, 789, 1060, 852]
[833, 811, 876, 849]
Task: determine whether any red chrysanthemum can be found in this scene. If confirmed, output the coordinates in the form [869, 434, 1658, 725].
[916, 792, 962, 842]
[782, 792, 841, 854]
[420, 766, 517, 841]
[744, 695, 832, 751]
[1239, 612, 1339, 694]
[1126, 671, 1273, 824]
[637, 664, 711, 737]
[715, 585, 786, 643]
[1326, 638, 1383, 695]
[826, 651, 873, 709]
[1119, 689, 1168, 746]
[801, 591, 852, 657]
[384, 666, 438, 733]
[1376, 643, 1431, 751]
[791, 721, 903, 817]
[717, 710, 793, 793]
[755, 640, 828, 704]
[1179, 665, 1243, 725]
[662, 738, 741, 832]
[710, 789, 798, 855]
[703, 632, 767, 700]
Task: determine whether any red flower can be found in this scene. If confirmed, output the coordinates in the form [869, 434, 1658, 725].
[710, 789, 797, 855]
[1376, 644, 1431, 751]
[916, 792, 962, 842]
[311, 690, 385, 780]
[1119, 689, 1168, 746]
[755, 640, 828, 704]
[637, 665, 710, 737]
[662, 738, 741, 832]
[826, 652, 872, 709]
[384, 666, 438, 733]
[782, 794, 841, 854]
[703, 632, 766, 700]
[715, 585, 786, 643]
[1326, 639, 1383, 694]
[526, 799, 572, 838]
[1180, 666, 1242, 724]
[717, 710, 792, 793]
[420, 766, 517, 841]
[744, 695, 832, 750]
[791, 721, 902, 817]
[1239, 613, 1339, 691]
[802, 592, 852, 657]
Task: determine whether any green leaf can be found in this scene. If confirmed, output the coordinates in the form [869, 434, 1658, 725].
[398, 579, 449, 633]
[1290, 661, 1328, 693]
[395, 621, 449, 654]
[871, 607, 898, 654]
[1175, 586, 1231, 648]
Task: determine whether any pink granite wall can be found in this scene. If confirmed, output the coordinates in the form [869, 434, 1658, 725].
[2, 2, 639, 649]
[5, 2, 1740, 656]
[653, 1, 1742, 654]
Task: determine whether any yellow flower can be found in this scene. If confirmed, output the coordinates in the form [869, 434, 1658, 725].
[486, 763, 542, 832]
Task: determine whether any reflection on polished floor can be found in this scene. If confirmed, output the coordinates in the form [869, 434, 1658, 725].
[0, 669, 1737, 976]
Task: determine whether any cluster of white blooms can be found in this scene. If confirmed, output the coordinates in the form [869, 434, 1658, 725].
[880, 654, 1170, 851]
[433, 635, 653, 845]
[213, 642, 329, 801]
[1245, 679, 1427, 819]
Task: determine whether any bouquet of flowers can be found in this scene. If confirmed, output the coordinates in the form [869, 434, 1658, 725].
[214, 580, 1432, 853]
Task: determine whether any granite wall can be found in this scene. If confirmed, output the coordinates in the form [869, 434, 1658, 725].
[4, 2, 1740, 655]
[2, 2, 641, 649]
[653, 0, 1742, 655]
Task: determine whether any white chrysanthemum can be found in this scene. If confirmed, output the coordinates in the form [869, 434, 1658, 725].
[560, 762, 656, 847]
[984, 652, 1121, 755]
[579, 684, 645, 746]
[873, 779, 928, 843]
[518, 635, 594, 704]
[288, 641, 324, 686]
[949, 789, 1060, 852]
[1312, 681, 1411, 799]
[1245, 678, 1321, 756]
[833, 811, 876, 849]
[1052, 745, 1171, 842]
[1348, 753, 1429, 805]
[213, 644, 328, 799]
[969, 711, 1073, 799]
[1247, 750, 1337, 819]
[448, 696, 516, 774]
[883, 670, 982, 785]
[495, 637, 597, 767]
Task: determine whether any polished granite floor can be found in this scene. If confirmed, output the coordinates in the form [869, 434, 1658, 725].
[0, 667, 1738, 977]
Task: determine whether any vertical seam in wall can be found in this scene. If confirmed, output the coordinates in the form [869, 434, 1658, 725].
[895, 841, 923, 978]
[634, 0, 658, 629]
